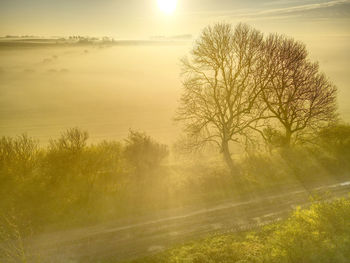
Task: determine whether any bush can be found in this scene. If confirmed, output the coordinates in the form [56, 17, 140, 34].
[0, 129, 171, 233]
[124, 130, 169, 176]
[317, 124, 350, 155]
[316, 124, 350, 171]
[0, 128, 130, 231]
[0, 134, 40, 181]
[264, 197, 350, 263]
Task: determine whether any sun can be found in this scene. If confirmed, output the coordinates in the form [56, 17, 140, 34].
[157, 0, 177, 15]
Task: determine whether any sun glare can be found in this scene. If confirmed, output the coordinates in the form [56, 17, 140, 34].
[157, 0, 177, 15]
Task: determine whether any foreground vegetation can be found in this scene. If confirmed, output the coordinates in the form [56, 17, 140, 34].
[126, 196, 350, 263]
[0, 124, 349, 238]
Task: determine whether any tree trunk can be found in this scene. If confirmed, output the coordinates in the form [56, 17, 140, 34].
[285, 129, 292, 147]
[222, 140, 236, 174]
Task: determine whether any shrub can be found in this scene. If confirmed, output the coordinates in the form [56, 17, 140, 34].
[264, 197, 350, 263]
[317, 124, 350, 169]
[0, 134, 40, 181]
[124, 130, 168, 176]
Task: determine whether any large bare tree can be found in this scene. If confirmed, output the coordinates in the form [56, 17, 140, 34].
[259, 34, 337, 146]
[175, 23, 265, 173]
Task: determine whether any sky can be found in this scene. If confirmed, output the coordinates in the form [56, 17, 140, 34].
[1, 0, 349, 39]
[0, 0, 350, 141]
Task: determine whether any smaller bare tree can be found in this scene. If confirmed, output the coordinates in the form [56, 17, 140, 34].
[0, 134, 40, 181]
[49, 127, 89, 154]
[259, 34, 337, 147]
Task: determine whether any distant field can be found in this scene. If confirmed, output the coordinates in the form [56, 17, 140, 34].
[0, 41, 189, 144]
[0, 37, 349, 144]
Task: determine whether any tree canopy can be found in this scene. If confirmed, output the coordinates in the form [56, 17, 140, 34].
[176, 22, 337, 172]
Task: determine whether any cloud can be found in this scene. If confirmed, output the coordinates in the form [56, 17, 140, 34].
[187, 0, 350, 20]
[252, 0, 350, 17]
[262, 0, 328, 7]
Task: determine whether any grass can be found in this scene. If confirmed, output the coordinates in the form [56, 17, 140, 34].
[123, 196, 350, 263]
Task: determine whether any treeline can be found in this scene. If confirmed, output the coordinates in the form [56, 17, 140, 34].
[0, 128, 169, 233]
[1, 124, 349, 235]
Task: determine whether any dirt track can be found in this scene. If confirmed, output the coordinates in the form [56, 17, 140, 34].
[27, 181, 350, 262]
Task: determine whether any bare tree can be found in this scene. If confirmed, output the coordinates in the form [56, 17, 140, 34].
[175, 23, 265, 173]
[259, 34, 337, 147]
[49, 127, 89, 154]
[0, 134, 40, 181]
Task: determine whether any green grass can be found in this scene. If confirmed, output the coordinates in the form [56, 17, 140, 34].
[125, 196, 350, 263]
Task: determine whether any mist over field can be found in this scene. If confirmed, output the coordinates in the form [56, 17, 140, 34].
[0, 35, 349, 144]
[0, 43, 188, 143]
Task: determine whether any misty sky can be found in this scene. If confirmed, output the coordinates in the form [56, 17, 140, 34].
[1, 0, 350, 141]
[1, 0, 349, 38]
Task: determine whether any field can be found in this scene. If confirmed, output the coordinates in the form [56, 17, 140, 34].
[0, 37, 350, 144]
[0, 40, 188, 144]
